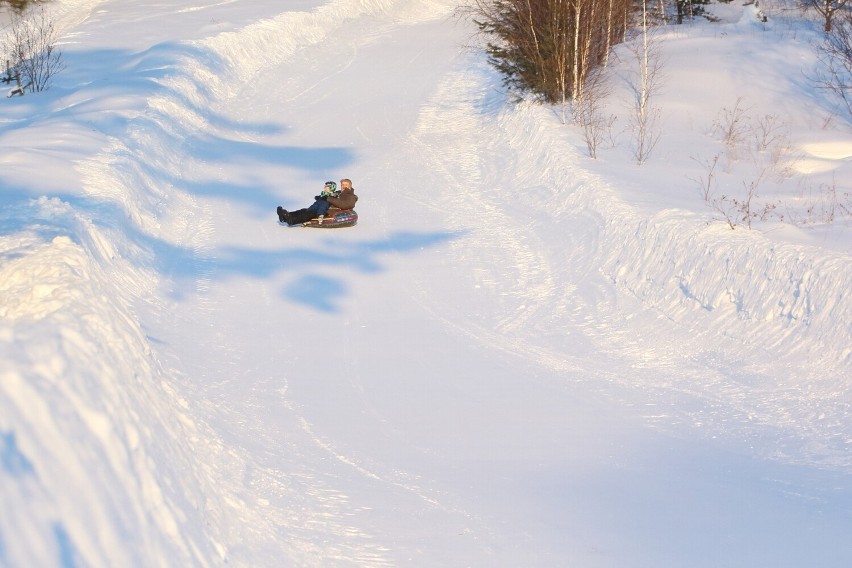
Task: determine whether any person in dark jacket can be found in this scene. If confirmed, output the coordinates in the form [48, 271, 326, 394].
[277, 179, 358, 225]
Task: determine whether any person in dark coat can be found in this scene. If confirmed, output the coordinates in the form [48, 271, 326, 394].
[277, 178, 358, 225]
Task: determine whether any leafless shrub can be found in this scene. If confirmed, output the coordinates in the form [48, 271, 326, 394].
[574, 96, 616, 159]
[813, 10, 852, 122]
[689, 153, 720, 201]
[712, 96, 751, 160]
[708, 99, 798, 181]
[749, 118, 800, 183]
[796, 176, 852, 224]
[733, 171, 762, 229]
[699, 155, 786, 229]
[708, 193, 740, 230]
[708, 184, 781, 230]
[3, 6, 64, 94]
[736, 167, 783, 227]
[572, 69, 615, 158]
[754, 113, 788, 151]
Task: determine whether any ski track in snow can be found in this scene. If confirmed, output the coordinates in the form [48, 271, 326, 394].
[405, 66, 589, 376]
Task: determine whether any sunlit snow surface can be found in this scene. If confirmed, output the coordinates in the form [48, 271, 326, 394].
[1, 0, 851, 566]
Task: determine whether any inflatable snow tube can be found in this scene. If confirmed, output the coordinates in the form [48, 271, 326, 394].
[302, 209, 358, 228]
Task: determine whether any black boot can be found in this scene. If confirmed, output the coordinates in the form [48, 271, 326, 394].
[276, 206, 288, 223]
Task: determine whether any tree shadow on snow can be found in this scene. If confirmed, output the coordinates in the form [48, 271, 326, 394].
[0, 42, 317, 216]
[285, 274, 346, 313]
[219, 230, 465, 313]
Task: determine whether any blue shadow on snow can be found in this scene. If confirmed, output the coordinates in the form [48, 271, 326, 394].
[218, 229, 464, 313]
[0, 41, 455, 315]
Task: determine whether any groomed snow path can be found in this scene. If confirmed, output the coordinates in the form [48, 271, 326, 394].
[1, 0, 851, 567]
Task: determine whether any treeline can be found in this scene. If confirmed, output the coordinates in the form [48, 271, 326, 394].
[471, 0, 633, 106]
[1, 0, 50, 15]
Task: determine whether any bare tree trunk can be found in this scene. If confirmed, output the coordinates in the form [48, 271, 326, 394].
[604, 0, 614, 66]
[572, 0, 581, 105]
[825, 0, 833, 32]
[554, 0, 571, 123]
[525, 0, 544, 68]
[807, 0, 851, 33]
[632, 0, 662, 163]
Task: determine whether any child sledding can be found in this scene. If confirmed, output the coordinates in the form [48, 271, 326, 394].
[277, 178, 358, 228]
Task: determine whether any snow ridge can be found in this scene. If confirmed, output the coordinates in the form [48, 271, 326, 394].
[0, 199, 213, 565]
[197, 0, 453, 96]
[490, 99, 852, 368]
[494, 101, 852, 469]
[408, 56, 851, 471]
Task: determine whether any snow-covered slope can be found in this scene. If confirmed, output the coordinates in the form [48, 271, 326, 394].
[1, 0, 850, 566]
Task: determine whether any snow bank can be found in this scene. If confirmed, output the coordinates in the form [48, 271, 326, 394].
[488, 99, 852, 468]
[0, 198, 216, 565]
[47, 0, 109, 33]
[602, 210, 852, 364]
[198, 0, 453, 96]
[498, 100, 850, 364]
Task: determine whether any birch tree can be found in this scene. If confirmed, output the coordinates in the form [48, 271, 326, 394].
[471, 0, 630, 106]
[629, 0, 663, 163]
